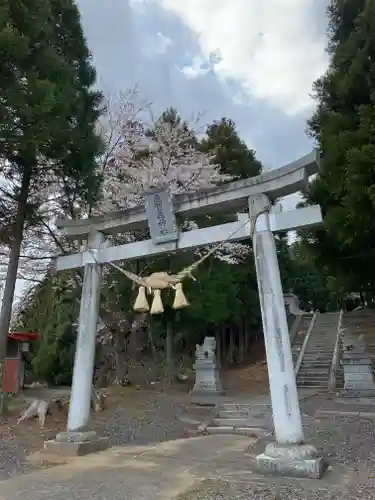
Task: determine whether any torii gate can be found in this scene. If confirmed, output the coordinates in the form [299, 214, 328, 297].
[52, 149, 327, 477]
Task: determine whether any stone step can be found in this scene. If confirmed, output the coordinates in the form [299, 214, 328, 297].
[306, 342, 336, 345]
[299, 363, 332, 368]
[212, 417, 254, 427]
[297, 381, 328, 387]
[305, 343, 336, 346]
[302, 354, 333, 358]
[309, 331, 337, 334]
[218, 403, 253, 410]
[297, 375, 329, 381]
[297, 379, 329, 384]
[300, 358, 332, 362]
[311, 326, 337, 329]
[204, 426, 271, 438]
[298, 365, 330, 370]
[297, 380, 329, 385]
[306, 349, 335, 352]
[304, 350, 334, 354]
[300, 359, 331, 364]
[305, 344, 336, 348]
[301, 358, 333, 363]
[298, 372, 329, 377]
[297, 376, 328, 381]
[217, 410, 250, 418]
[305, 345, 335, 349]
[303, 350, 334, 354]
[297, 371, 329, 376]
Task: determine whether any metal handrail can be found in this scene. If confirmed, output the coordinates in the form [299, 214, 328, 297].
[328, 310, 343, 392]
[294, 312, 317, 377]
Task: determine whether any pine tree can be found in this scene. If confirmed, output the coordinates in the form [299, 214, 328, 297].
[0, 0, 103, 394]
[201, 118, 262, 179]
[305, 0, 375, 301]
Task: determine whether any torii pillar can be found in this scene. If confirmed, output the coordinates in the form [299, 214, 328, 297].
[250, 194, 327, 479]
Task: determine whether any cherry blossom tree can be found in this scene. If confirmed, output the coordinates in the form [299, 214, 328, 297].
[98, 98, 249, 263]
[11, 87, 251, 385]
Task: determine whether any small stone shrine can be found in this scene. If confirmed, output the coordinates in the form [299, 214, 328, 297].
[342, 330, 375, 396]
[191, 337, 224, 397]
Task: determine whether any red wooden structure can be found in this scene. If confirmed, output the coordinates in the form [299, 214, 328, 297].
[2, 332, 40, 393]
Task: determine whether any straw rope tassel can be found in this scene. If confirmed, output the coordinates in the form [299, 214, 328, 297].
[104, 205, 271, 315]
[133, 286, 150, 313]
[150, 289, 164, 315]
[172, 282, 189, 310]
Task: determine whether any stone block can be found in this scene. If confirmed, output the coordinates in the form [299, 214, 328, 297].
[344, 358, 372, 365]
[255, 443, 328, 479]
[343, 353, 369, 360]
[335, 396, 375, 405]
[344, 372, 373, 382]
[212, 417, 253, 427]
[233, 427, 271, 438]
[44, 431, 110, 457]
[205, 426, 235, 434]
[345, 381, 375, 390]
[340, 389, 375, 398]
[344, 365, 373, 374]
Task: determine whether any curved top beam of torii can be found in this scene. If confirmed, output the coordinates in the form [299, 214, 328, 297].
[56, 149, 320, 239]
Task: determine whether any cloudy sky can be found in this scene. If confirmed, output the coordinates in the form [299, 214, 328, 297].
[11, 1, 330, 300]
[76, 0, 329, 171]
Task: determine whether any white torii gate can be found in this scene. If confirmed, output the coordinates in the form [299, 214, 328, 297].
[53, 149, 327, 477]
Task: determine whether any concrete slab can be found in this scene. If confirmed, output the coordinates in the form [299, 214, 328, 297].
[44, 436, 110, 456]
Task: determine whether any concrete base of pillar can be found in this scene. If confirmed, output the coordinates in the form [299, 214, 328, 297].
[190, 389, 225, 398]
[44, 430, 110, 457]
[255, 443, 328, 479]
[340, 389, 375, 398]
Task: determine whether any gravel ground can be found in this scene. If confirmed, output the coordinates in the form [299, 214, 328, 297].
[0, 439, 38, 482]
[177, 395, 375, 499]
[3, 391, 375, 500]
[101, 392, 188, 446]
[0, 392, 188, 482]
[176, 481, 375, 500]
[301, 394, 375, 469]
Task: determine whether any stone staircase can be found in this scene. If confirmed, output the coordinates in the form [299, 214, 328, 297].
[295, 311, 341, 389]
[199, 402, 272, 438]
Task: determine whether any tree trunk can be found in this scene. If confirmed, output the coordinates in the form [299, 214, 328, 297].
[244, 315, 249, 353]
[215, 327, 222, 366]
[166, 321, 174, 386]
[0, 166, 32, 414]
[114, 327, 129, 385]
[148, 325, 157, 360]
[229, 326, 235, 365]
[239, 321, 245, 363]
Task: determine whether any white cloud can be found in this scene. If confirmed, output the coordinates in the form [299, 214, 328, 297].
[149, 0, 328, 116]
[76, 0, 324, 167]
[142, 32, 173, 56]
[181, 56, 210, 79]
